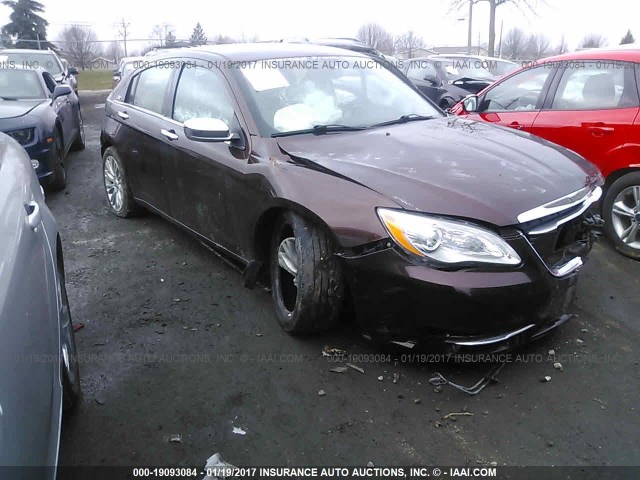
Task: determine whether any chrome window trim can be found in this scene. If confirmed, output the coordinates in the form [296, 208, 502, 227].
[518, 185, 602, 225]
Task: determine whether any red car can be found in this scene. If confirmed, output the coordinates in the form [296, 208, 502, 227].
[452, 48, 640, 259]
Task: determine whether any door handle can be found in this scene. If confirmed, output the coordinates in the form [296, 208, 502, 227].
[25, 201, 41, 230]
[161, 129, 179, 141]
[508, 121, 524, 130]
[117, 111, 129, 120]
[588, 126, 614, 136]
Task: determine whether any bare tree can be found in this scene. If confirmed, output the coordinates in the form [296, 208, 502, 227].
[579, 34, 607, 49]
[524, 33, 551, 59]
[58, 25, 102, 70]
[450, 0, 544, 57]
[356, 22, 394, 55]
[213, 34, 236, 44]
[106, 41, 123, 63]
[500, 27, 527, 59]
[394, 31, 425, 58]
[117, 18, 130, 57]
[554, 35, 568, 55]
[151, 24, 175, 47]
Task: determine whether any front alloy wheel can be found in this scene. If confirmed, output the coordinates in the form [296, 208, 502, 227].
[603, 172, 640, 259]
[270, 211, 345, 333]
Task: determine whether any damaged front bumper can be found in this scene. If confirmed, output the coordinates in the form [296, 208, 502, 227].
[340, 213, 597, 351]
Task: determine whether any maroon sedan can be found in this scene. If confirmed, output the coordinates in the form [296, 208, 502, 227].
[101, 43, 603, 349]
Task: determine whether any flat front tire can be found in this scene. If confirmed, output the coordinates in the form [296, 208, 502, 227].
[603, 172, 640, 260]
[270, 211, 345, 333]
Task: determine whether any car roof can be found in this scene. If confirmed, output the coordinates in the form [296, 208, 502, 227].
[0, 48, 57, 55]
[153, 42, 369, 62]
[0, 65, 46, 72]
[535, 48, 640, 63]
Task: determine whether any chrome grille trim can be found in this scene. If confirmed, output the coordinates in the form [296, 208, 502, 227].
[517, 186, 602, 224]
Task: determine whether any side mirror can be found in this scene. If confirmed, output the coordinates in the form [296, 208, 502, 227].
[183, 118, 236, 142]
[423, 72, 438, 86]
[52, 84, 73, 100]
[68, 66, 79, 76]
[462, 95, 479, 113]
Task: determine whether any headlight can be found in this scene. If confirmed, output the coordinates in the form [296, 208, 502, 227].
[377, 208, 522, 266]
[6, 128, 35, 145]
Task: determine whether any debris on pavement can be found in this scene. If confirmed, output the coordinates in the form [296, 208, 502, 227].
[232, 427, 246, 436]
[390, 340, 415, 349]
[429, 362, 505, 396]
[346, 363, 365, 374]
[392, 373, 399, 384]
[414, 398, 422, 404]
[318, 389, 326, 396]
[542, 376, 552, 382]
[367, 462, 374, 467]
[553, 362, 563, 371]
[548, 349, 555, 356]
[377, 376, 384, 381]
[593, 398, 607, 410]
[322, 346, 346, 358]
[94, 395, 105, 405]
[202, 453, 237, 480]
[73, 322, 85, 332]
[443, 412, 473, 420]
[330, 367, 348, 374]
[168, 434, 182, 443]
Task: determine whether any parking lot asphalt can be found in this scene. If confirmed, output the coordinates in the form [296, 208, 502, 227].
[54, 92, 639, 469]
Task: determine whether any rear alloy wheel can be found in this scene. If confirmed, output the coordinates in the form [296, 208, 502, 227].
[603, 172, 640, 260]
[103, 147, 140, 217]
[59, 265, 81, 412]
[71, 110, 86, 150]
[49, 133, 66, 191]
[270, 211, 345, 333]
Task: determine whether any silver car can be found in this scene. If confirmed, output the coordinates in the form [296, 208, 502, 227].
[0, 133, 80, 474]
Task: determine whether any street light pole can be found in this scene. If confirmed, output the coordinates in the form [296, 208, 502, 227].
[467, 0, 473, 54]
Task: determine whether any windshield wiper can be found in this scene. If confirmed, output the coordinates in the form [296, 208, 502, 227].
[371, 114, 436, 128]
[0, 96, 18, 101]
[272, 124, 366, 137]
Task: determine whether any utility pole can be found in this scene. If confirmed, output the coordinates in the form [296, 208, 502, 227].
[498, 20, 504, 58]
[118, 19, 130, 57]
[467, 0, 473, 55]
[36, 33, 41, 50]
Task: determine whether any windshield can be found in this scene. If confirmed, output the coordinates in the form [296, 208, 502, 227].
[234, 56, 442, 136]
[0, 52, 63, 76]
[489, 61, 519, 77]
[439, 59, 495, 80]
[0, 70, 46, 99]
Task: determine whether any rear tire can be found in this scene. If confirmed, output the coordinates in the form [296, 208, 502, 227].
[102, 147, 141, 218]
[71, 109, 85, 151]
[59, 264, 81, 412]
[48, 133, 66, 191]
[270, 211, 344, 333]
[602, 172, 640, 260]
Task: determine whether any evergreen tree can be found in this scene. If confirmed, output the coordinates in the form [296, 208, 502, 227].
[189, 23, 207, 46]
[1, 0, 52, 49]
[620, 29, 635, 45]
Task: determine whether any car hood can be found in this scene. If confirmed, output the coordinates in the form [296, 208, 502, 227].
[276, 117, 601, 227]
[0, 100, 44, 120]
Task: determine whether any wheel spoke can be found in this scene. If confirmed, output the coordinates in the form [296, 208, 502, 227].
[613, 201, 634, 219]
[623, 224, 639, 244]
[633, 186, 640, 205]
[278, 237, 298, 277]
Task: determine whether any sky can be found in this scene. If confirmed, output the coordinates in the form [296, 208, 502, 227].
[0, 0, 638, 54]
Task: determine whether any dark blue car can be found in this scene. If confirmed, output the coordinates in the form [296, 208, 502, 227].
[0, 67, 84, 190]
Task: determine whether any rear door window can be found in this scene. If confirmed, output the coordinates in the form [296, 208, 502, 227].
[127, 65, 174, 114]
[551, 61, 639, 110]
